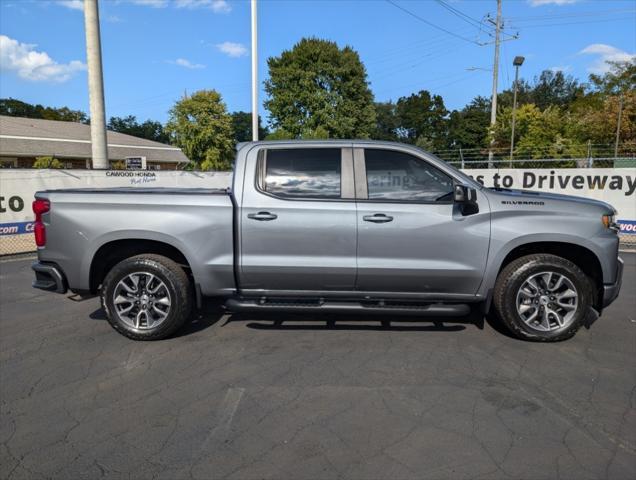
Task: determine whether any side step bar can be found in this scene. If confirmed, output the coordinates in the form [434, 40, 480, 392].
[224, 298, 470, 317]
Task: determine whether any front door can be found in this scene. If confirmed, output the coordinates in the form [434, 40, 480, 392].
[355, 147, 490, 295]
[239, 146, 357, 292]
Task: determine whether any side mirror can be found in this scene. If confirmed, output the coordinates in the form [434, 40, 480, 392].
[454, 185, 479, 214]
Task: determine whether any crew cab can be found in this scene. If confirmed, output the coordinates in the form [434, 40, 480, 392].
[31, 141, 623, 341]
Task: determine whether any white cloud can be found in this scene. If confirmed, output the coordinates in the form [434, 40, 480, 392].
[0, 35, 86, 82]
[127, 0, 231, 12]
[548, 65, 571, 73]
[105, 14, 124, 23]
[174, 0, 231, 12]
[216, 41, 247, 58]
[170, 58, 206, 69]
[579, 44, 636, 73]
[528, 0, 579, 6]
[57, 0, 83, 11]
[130, 0, 168, 7]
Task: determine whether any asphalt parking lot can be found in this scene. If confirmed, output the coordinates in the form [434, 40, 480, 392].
[1, 254, 635, 480]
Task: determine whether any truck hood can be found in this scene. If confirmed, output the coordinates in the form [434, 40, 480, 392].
[487, 187, 616, 213]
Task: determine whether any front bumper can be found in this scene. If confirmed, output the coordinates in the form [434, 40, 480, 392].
[32, 262, 68, 294]
[602, 256, 623, 308]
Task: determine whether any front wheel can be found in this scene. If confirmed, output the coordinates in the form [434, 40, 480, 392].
[101, 254, 193, 340]
[493, 254, 593, 342]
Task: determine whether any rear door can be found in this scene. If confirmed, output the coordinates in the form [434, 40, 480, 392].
[354, 147, 490, 295]
[239, 146, 357, 292]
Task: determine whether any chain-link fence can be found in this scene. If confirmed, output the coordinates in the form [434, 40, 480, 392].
[448, 157, 635, 169]
[435, 143, 636, 169]
[0, 234, 35, 256]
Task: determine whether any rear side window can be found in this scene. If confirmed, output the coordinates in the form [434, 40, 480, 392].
[365, 149, 453, 202]
[262, 148, 341, 199]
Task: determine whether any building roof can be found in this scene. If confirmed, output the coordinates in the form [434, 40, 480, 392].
[0, 115, 190, 164]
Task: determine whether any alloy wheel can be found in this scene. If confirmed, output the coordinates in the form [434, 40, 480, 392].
[515, 271, 578, 332]
[112, 272, 171, 330]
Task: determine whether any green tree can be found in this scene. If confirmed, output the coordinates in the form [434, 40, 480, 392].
[0, 98, 88, 123]
[265, 128, 294, 140]
[492, 104, 585, 160]
[264, 37, 376, 139]
[567, 92, 636, 146]
[447, 96, 490, 149]
[165, 90, 234, 171]
[107, 115, 169, 143]
[564, 60, 636, 148]
[498, 71, 584, 111]
[395, 90, 448, 148]
[589, 60, 636, 95]
[372, 102, 399, 141]
[230, 111, 269, 143]
[529, 70, 585, 110]
[33, 156, 63, 169]
[300, 125, 330, 139]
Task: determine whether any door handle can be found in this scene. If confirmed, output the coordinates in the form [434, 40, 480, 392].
[363, 213, 393, 223]
[247, 211, 278, 221]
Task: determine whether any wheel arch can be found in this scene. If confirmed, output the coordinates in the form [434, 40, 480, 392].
[89, 238, 193, 294]
[494, 241, 603, 309]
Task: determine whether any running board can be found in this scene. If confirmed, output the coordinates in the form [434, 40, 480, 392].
[224, 298, 470, 317]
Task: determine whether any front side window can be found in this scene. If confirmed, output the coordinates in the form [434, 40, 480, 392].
[365, 149, 453, 202]
[263, 148, 341, 199]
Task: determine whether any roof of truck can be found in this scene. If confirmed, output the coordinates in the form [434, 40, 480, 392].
[236, 139, 436, 151]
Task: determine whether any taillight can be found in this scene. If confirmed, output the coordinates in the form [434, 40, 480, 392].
[32, 199, 50, 247]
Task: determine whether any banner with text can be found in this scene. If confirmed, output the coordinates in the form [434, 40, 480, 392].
[463, 168, 636, 234]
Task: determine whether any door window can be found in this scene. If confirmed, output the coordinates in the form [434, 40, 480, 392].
[262, 148, 341, 199]
[364, 149, 453, 202]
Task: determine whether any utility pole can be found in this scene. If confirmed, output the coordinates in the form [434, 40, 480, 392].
[487, 0, 502, 167]
[83, 0, 109, 169]
[251, 0, 259, 142]
[614, 92, 624, 158]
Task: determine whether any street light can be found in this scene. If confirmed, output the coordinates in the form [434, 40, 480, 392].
[509, 55, 525, 165]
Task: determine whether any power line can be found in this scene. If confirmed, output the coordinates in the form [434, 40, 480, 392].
[370, 42, 464, 81]
[434, 0, 492, 32]
[385, 0, 484, 46]
[374, 71, 477, 99]
[509, 17, 635, 29]
[507, 8, 635, 21]
[365, 33, 468, 67]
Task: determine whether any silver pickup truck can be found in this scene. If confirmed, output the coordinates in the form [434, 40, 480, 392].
[31, 140, 623, 342]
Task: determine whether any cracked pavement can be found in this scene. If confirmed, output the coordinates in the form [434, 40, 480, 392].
[1, 254, 635, 479]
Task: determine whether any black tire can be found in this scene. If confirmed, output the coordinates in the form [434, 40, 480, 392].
[493, 254, 593, 342]
[101, 254, 193, 340]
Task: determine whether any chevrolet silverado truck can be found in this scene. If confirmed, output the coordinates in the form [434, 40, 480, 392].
[31, 141, 623, 341]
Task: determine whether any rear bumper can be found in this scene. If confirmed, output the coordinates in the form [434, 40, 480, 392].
[602, 256, 623, 308]
[32, 262, 68, 294]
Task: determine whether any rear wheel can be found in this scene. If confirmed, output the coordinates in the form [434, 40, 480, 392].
[493, 254, 592, 342]
[101, 254, 192, 340]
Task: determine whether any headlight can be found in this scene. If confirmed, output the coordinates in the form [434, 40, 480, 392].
[602, 213, 619, 232]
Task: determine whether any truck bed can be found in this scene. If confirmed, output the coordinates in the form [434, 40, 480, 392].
[36, 187, 236, 296]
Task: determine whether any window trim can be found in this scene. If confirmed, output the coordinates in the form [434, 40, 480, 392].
[255, 147, 355, 202]
[356, 147, 455, 205]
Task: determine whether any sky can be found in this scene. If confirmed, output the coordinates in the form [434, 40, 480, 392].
[0, 0, 635, 126]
